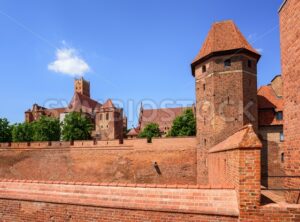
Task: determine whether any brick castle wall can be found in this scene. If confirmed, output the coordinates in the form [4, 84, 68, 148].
[207, 125, 262, 213]
[0, 137, 197, 185]
[207, 125, 300, 221]
[280, 0, 300, 203]
[0, 199, 238, 222]
[0, 180, 238, 222]
[194, 53, 258, 184]
[259, 125, 285, 188]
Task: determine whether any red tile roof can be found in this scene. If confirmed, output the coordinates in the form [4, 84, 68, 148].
[192, 20, 260, 68]
[44, 108, 66, 118]
[139, 107, 192, 132]
[258, 85, 283, 126]
[258, 85, 283, 111]
[209, 124, 262, 153]
[69, 92, 101, 112]
[127, 128, 140, 137]
[102, 99, 115, 109]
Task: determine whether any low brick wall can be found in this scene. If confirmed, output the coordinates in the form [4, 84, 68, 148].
[207, 125, 300, 221]
[0, 137, 197, 185]
[0, 179, 238, 222]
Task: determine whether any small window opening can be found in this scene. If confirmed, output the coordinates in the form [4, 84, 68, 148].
[280, 132, 284, 142]
[281, 153, 284, 163]
[224, 59, 231, 67]
[202, 65, 206, 73]
[248, 60, 252, 68]
[204, 139, 207, 146]
[276, 111, 283, 120]
[203, 84, 206, 91]
[106, 113, 109, 120]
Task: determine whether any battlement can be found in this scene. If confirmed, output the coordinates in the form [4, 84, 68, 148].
[0, 137, 197, 150]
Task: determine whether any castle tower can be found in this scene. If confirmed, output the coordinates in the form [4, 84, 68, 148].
[74, 77, 90, 97]
[279, 0, 300, 203]
[191, 20, 261, 184]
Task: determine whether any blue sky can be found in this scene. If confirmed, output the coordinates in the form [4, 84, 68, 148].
[0, 0, 283, 126]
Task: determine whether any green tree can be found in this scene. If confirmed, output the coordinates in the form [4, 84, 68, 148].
[32, 116, 60, 141]
[0, 118, 12, 142]
[12, 122, 34, 142]
[61, 112, 93, 141]
[168, 109, 196, 137]
[139, 123, 161, 141]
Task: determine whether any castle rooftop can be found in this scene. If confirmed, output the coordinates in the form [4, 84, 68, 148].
[191, 20, 260, 75]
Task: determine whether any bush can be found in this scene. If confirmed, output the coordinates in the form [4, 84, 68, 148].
[12, 122, 34, 142]
[168, 109, 196, 137]
[61, 112, 93, 141]
[139, 123, 161, 141]
[32, 116, 60, 141]
[0, 118, 12, 142]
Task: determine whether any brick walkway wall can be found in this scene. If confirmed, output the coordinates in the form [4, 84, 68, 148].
[0, 180, 238, 222]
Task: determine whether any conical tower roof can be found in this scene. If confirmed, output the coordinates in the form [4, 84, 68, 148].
[191, 20, 260, 75]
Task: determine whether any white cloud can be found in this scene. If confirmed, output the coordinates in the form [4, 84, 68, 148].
[255, 48, 263, 53]
[48, 47, 90, 77]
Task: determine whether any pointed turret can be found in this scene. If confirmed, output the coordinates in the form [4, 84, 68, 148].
[191, 20, 260, 75]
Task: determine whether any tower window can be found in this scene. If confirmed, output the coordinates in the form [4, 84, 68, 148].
[280, 132, 284, 142]
[224, 59, 231, 67]
[281, 153, 284, 163]
[203, 84, 206, 91]
[106, 113, 109, 120]
[276, 111, 283, 120]
[100, 114, 103, 120]
[248, 60, 252, 68]
[202, 65, 206, 73]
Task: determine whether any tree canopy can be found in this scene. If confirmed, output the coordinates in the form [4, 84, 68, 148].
[61, 112, 93, 141]
[168, 109, 196, 137]
[12, 122, 34, 142]
[139, 123, 161, 140]
[32, 116, 60, 141]
[0, 118, 12, 142]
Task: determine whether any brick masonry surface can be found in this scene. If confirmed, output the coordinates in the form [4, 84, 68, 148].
[280, 0, 300, 203]
[194, 52, 259, 184]
[0, 137, 197, 185]
[0, 180, 239, 222]
[259, 125, 285, 188]
[207, 124, 300, 221]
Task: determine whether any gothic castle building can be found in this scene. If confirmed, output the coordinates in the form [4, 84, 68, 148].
[25, 78, 126, 140]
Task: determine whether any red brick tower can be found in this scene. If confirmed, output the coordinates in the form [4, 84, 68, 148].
[279, 0, 300, 203]
[75, 77, 90, 98]
[191, 20, 261, 184]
